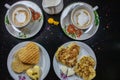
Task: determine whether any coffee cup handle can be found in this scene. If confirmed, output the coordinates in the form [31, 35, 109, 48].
[4, 3, 11, 9]
[93, 6, 98, 11]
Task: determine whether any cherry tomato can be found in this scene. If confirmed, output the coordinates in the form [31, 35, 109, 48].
[67, 24, 76, 34]
[75, 29, 82, 37]
[34, 12, 40, 20]
[29, 7, 35, 15]
[29, 8, 40, 21]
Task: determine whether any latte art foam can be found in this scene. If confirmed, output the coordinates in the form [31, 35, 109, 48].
[77, 9, 91, 28]
[15, 11, 26, 23]
[12, 7, 30, 27]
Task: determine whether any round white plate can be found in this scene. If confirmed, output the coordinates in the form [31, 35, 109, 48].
[53, 41, 97, 80]
[60, 2, 100, 40]
[4, 1, 44, 39]
[7, 41, 50, 80]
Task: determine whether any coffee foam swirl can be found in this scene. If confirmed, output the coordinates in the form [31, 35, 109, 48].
[75, 9, 91, 29]
[12, 7, 30, 27]
[77, 9, 91, 27]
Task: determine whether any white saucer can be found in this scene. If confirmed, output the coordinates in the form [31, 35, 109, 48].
[53, 41, 97, 80]
[7, 41, 50, 80]
[60, 2, 100, 40]
[4, 1, 44, 39]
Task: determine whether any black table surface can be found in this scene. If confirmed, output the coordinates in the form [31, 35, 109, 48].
[0, 0, 120, 80]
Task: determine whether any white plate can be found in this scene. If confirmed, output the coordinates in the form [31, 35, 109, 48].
[4, 1, 44, 39]
[7, 41, 50, 80]
[60, 2, 100, 40]
[53, 41, 97, 80]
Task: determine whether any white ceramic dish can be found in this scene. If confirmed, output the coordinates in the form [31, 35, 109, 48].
[4, 1, 44, 39]
[53, 41, 97, 80]
[7, 41, 50, 80]
[60, 2, 100, 40]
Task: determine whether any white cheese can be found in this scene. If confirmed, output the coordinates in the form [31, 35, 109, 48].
[67, 68, 75, 76]
[60, 65, 68, 75]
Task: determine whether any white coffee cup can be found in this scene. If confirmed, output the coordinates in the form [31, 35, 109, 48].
[5, 3, 32, 28]
[71, 2, 96, 30]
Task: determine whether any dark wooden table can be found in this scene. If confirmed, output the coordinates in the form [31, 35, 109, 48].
[0, 0, 120, 80]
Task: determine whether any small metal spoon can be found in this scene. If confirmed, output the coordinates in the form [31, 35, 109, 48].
[11, 24, 22, 33]
[84, 6, 99, 33]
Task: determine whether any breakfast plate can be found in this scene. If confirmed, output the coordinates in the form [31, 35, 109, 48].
[53, 41, 97, 80]
[4, 1, 44, 39]
[7, 41, 50, 80]
[60, 2, 100, 40]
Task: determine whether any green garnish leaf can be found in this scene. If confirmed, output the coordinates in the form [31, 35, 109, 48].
[94, 11, 100, 26]
[5, 16, 10, 25]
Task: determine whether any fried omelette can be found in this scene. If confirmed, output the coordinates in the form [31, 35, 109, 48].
[74, 56, 96, 80]
[56, 42, 80, 67]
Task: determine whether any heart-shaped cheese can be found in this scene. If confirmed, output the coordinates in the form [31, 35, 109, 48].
[26, 65, 41, 80]
[18, 42, 40, 65]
